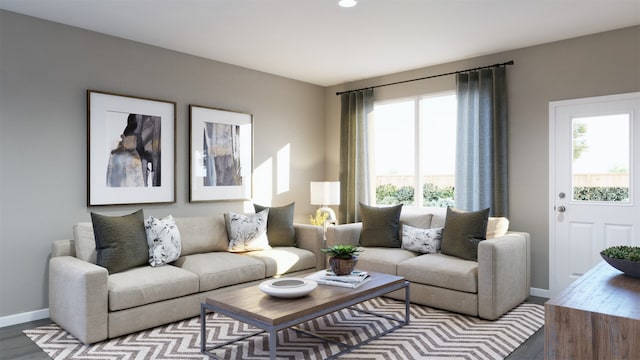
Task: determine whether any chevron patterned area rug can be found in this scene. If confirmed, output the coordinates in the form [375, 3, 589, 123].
[24, 297, 543, 360]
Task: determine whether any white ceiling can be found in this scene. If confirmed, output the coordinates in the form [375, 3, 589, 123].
[1, 0, 639, 86]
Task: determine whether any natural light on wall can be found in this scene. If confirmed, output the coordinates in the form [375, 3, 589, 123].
[277, 144, 291, 194]
[252, 143, 292, 204]
[254, 157, 273, 205]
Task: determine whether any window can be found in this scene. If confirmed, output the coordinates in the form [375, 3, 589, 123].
[372, 93, 457, 207]
[572, 114, 630, 202]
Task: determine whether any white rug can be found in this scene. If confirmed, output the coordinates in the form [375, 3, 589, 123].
[24, 297, 544, 360]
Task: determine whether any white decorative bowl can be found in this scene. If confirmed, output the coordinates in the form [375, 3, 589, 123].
[258, 278, 317, 298]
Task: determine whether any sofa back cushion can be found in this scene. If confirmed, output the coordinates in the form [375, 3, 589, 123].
[74, 222, 97, 263]
[422, 207, 447, 228]
[174, 215, 229, 256]
[399, 213, 434, 230]
[73, 215, 230, 263]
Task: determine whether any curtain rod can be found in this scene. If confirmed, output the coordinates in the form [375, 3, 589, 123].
[335, 60, 514, 96]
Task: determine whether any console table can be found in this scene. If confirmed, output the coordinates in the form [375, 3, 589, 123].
[544, 261, 640, 359]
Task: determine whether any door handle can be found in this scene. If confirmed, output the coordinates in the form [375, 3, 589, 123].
[557, 205, 566, 213]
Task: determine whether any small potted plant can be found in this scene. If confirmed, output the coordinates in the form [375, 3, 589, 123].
[322, 244, 362, 275]
[600, 245, 640, 278]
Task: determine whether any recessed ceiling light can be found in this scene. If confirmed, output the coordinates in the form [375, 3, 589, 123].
[338, 0, 358, 8]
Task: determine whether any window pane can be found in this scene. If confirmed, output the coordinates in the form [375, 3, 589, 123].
[419, 94, 456, 207]
[572, 114, 630, 202]
[373, 100, 415, 205]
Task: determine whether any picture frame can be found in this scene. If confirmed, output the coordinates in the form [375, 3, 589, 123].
[87, 90, 176, 206]
[189, 105, 253, 202]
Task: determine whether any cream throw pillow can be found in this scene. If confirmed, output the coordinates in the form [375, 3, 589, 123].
[486, 217, 510, 239]
[224, 209, 271, 252]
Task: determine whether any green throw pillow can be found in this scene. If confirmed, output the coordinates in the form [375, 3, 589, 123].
[254, 202, 296, 247]
[440, 207, 490, 261]
[91, 209, 148, 274]
[359, 203, 403, 247]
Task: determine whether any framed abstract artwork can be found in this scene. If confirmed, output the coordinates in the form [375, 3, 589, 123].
[189, 105, 253, 202]
[87, 90, 176, 206]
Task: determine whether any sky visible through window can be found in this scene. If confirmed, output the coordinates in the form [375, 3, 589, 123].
[374, 93, 456, 177]
[573, 114, 629, 174]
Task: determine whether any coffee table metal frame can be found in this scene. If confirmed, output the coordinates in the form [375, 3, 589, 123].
[200, 279, 410, 360]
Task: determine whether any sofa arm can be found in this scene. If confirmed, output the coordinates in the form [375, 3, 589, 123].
[325, 223, 362, 248]
[49, 256, 109, 344]
[294, 224, 325, 270]
[477, 231, 530, 320]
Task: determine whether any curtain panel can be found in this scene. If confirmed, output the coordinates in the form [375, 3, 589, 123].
[339, 89, 374, 224]
[455, 67, 508, 216]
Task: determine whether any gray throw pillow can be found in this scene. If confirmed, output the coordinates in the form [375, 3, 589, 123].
[254, 202, 296, 247]
[91, 209, 148, 274]
[440, 207, 490, 261]
[359, 203, 403, 247]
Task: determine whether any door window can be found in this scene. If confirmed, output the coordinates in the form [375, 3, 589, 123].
[572, 114, 630, 202]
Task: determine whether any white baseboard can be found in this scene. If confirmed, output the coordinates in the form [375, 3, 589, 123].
[530, 287, 550, 299]
[0, 308, 49, 328]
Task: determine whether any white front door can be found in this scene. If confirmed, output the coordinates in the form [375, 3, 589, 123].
[549, 92, 640, 297]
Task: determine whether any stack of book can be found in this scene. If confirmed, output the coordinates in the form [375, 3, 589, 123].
[305, 269, 371, 288]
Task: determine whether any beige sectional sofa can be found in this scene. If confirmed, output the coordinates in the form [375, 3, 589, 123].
[49, 214, 324, 344]
[326, 207, 530, 320]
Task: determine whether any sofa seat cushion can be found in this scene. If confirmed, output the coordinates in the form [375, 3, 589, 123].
[243, 247, 316, 277]
[174, 253, 266, 292]
[356, 247, 418, 275]
[398, 253, 478, 293]
[108, 265, 199, 311]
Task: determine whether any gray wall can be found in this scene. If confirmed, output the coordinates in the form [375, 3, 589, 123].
[326, 26, 640, 291]
[0, 11, 326, 317]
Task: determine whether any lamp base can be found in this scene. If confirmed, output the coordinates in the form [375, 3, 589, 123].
[318, 206, 337, 224]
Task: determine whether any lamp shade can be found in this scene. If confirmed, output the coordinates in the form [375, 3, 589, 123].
[310, 181, 340, 206]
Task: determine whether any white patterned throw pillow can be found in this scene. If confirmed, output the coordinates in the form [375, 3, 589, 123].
[145, 215, 182, 267]
[401, 225, 443, 254]
[225, 209, 270, 252]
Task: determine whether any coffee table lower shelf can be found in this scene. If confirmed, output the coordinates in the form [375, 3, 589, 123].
[200, 278, 410, 360]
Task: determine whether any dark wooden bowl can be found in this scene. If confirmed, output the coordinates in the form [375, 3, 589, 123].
[601, 254, 640, 279]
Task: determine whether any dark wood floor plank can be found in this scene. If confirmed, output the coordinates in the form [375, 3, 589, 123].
[0, 318, 52, 360]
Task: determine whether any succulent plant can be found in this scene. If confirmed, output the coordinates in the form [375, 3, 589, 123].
[601, 246, 640, 262]
[321, 244, 362, 259]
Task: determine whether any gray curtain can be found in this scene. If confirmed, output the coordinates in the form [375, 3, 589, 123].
[455, 67, 508, 216]
[339, 89, 373, 224]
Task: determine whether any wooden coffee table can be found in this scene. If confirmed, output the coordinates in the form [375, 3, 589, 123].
[200, 272, 410, 359]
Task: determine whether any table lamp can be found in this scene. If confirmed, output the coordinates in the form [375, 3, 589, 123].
[310, 181, 340, 224]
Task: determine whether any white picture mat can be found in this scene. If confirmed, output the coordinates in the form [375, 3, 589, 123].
[190, 106, 252, 201]
[88, 91, 175, 205]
